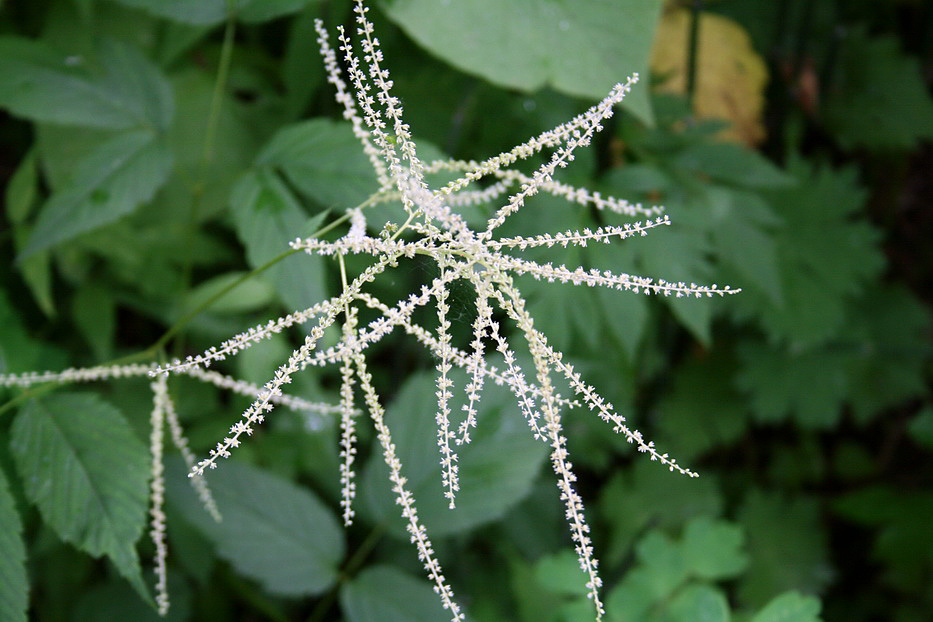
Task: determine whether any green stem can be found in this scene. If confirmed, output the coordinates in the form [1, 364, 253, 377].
[175, 11, 238, 357]
[307, 524, 387, 622]
[686, 0, 703, 110]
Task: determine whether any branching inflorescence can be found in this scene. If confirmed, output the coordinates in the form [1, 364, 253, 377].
[0, 2, 738, 619]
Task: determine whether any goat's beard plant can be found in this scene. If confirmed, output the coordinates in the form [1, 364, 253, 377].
[1, 2, 738, 619]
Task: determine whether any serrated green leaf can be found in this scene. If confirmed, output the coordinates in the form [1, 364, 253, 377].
[9, 393, 150, 601]
[257, 119, 380, 209]
[682, 517, 748, 580]
[737, 491, 832, 608]
[383, 0, 662, 124]
[843, 286, 930, 423]
[5, 150, 38, 225]
[361, 366, 549, 538]
[655, 352, 747, 460]
[340, 565, 450, 622]
[664, 584, 730, 622]
[735, 341, 850, 429]
[20, 129, 173, 260]
[230, 169, 328, 311]
[824, 33, 933, 151]
[674, 142, 793, 189]
[0, 467, 28, 622]
[732, 159, 883, 345]
[0, 37, 172, 130]
[165, 459, 344, 596]
[636, 530, 688, 599]
[750, 591, 822, 622]
[702, 187, 782, 304]
[599, 460, 722, 566]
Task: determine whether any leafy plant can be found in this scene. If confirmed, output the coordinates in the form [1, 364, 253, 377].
[1, 1, 930, 622]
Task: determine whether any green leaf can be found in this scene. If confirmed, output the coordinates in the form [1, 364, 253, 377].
[681, 517, 748, 580]
[732, 159, 883, 345]
[182, 271, 276, 316]
[257, 119, 380, 210]
[383, 0, 663, 124]
[166, 459, 344, 596]
[109, 0, 315, 25]
[750, 591, 822, 622]
[735, 341, 850, 429]
[5, 150, 38, 225]
[534, 550, 590, 597]
[599, 460, 722, 566]
[673, 142, 793, 189]
[0, 467, 28, 622]
[664, 584, 730, 622]
[636, 530, 688, 599]
[737, 491, 832, 608]
[655, 352, 747, 461]
[908, 408, 933, 451]
[0, 37, 173, 130]
[361, 366, 549, 537]
[19, 129, 173, 260]
[72, 283, 115, 360]
[824, 33, 933, 151]
[10, 393, 150, 601]
[340, 565, 451, 622]
[230, 169, 328, 311]
[11, 227, 56, 318]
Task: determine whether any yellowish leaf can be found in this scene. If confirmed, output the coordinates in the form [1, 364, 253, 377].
[651, 8, 768, 145]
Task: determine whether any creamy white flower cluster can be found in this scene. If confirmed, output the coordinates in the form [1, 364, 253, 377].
[142, 3, 739, 620]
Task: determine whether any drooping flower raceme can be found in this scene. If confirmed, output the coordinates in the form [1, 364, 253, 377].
[0, 2, 739, 619]
[151, 3, 738, 619]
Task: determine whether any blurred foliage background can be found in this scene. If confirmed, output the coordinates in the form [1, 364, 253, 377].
[0, 0, 931, 621]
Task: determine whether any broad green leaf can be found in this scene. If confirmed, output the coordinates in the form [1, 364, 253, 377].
[0, 467, 28, 622]
[71, 576, 193, 622]
[230, 169, 328, 311]
[0, 37, 172, 130]
[20, 129, 173, 260]
[750, 591, 822, 622]
[340, 565, 450, 622]
[257, 119, 380, 209]
[824, 33, 933, 151]
[737, 491, 832, 607]
[109, 0, 315, 25]
[361, 367, 549, 538]
[681, 517, 748, 580]
[383, 0, 663, 124]
[664, 584, 730, 622]
[166, 459, 344, 596]
[10, 393, 150, 601]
